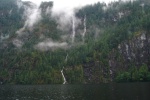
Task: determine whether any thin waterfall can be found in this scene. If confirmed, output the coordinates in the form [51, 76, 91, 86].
[82, 15, 86, 42]
[65, 53, 68, 62]
[61, 67, 67, 84]
[71, 16, 76, 43]
[61, 54, 68, 84]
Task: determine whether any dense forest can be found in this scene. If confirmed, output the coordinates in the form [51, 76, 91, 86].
[0, 0, 150, 84]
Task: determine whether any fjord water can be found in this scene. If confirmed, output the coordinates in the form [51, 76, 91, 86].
[0, 83, 150, 100]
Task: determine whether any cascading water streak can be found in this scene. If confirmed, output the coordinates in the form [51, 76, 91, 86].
[61, 67, 67, 84]
[72, 16, 76, 43]
[61, 54, 68, 84]
[82, 15, 86, 42]
[65, 53, 68, 62]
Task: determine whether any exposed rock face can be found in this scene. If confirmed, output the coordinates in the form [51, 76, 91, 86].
[83, 62, 102, 84]
[83, 58, 111, 83]
[82, 31, 150, 83]
[109, 31, 150, 79]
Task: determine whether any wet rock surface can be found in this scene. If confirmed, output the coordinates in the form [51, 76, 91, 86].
[109, 32, 150, 79]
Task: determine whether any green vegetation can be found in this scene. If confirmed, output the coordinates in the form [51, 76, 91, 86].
[116, 65, 150, 82]
[0, 0, 150, 84]
[64, 65, 84, 84]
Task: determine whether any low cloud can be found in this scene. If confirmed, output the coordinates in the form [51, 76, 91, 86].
[34, 39, 68, 51]
[13, 39, 24, 48]
[16, 1, 42, 36]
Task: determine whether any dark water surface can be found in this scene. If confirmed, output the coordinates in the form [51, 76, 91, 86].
[0, 82, 150, 100]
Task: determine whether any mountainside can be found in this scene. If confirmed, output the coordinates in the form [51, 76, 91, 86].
[0, 0, 150, 84]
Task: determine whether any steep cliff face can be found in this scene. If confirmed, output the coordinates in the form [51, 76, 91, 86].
[1, 0, 150, 84]
[109, 31, 150, 79]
